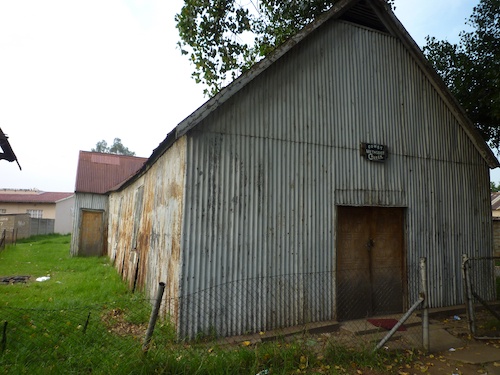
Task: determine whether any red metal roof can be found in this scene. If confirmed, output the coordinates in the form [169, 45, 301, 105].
[0, 191, 73, 203]
[75, 151, 147, 194]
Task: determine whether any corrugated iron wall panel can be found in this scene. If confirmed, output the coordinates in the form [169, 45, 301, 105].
[108, 138, 187, 322]
[178, 20, 492, 338]
[182, 133, 336, 337]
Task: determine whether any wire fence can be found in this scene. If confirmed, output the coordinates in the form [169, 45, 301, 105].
[1, 266, 430, 372]
[0, 229, 17, 250]
[462, 255, 500, 339]
[1, 301, 149, 370]
[172, 268, 427, 351]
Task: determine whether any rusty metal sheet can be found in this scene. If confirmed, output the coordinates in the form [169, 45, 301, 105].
[108, 138, 187, 325]
[75, 151, 147, 194]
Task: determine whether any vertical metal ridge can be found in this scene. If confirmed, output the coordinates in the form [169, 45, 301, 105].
[108, 20, 493, 338]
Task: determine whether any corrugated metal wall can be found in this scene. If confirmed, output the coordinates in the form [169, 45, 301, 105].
[108, 138, 187, 320]
[70, 193, 108, 256]
[178, 20, 493, 337]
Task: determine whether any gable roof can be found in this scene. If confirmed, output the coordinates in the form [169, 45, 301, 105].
[120, 0, 499, 191]
[0, 191, 73, 204]
[75, 151, 147, 194]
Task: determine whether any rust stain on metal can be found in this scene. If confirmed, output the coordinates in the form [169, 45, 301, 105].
[108, 137, 187, 331]
[168, 182, 183, 200]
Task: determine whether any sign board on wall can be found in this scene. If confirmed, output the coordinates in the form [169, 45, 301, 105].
[360, 143, 388, 162]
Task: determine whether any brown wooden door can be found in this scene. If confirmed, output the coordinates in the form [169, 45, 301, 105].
[79, 210, 104, 256]
[336, 206, 404, 320]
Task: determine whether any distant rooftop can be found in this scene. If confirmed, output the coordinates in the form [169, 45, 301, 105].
[75, 151, 147, 194]
[0, 190, 73, 203]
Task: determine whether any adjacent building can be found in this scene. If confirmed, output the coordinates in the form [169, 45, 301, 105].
[0, 189, 74, 235]
[70, 151, 147, 257]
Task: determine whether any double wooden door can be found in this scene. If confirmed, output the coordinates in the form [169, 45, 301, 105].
[336, 206, 405, 320]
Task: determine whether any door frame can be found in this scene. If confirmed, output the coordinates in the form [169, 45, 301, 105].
[335, 205, 408, 320]
[79, 208, 106, 256]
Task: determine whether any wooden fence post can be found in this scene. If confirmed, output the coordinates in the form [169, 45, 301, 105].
[142, 282, 166, 353]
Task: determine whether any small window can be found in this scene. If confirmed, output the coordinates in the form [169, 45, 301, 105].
[0, 209, 6, 214]
[27, 209, 43, 218]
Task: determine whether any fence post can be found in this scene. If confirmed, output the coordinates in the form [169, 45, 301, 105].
[420, 257, 429, 352]
[83, 312, 91, 334]
[142, 282, 165, 353]
[462, 254, 475, 336]
[374, 294, 424, 351]
[0, 229, 5, 250]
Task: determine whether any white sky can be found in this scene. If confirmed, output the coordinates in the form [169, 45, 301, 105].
[0, 0, 493, 192]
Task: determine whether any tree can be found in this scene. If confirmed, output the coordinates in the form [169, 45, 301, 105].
[491, 181, 500, 192]
[91, 138, 136, 156]
[423, 0, 500, 150]
[176, 0, 395, 97]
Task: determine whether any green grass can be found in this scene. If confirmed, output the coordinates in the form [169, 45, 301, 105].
[0, 235, 416, 374]
[1, 234, 130, 309]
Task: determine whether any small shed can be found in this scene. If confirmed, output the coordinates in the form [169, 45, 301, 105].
[107, 0, 499, 338]
[70, 151, 146, 256]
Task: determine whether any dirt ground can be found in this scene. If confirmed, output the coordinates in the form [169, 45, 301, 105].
[354, 309, 500, 374]
[268, 308, 500, 374]
[407, 309, 500, 375]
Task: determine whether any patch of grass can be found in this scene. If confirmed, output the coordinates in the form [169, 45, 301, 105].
[1, 235, 418, 374]
[322, 342, 415, 374]
[481, 318, 500, 332]
[0, 234, 130, 309]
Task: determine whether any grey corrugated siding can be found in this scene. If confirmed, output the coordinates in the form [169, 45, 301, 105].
[178, 20, 493, 337]
[70, 193, 108, 256]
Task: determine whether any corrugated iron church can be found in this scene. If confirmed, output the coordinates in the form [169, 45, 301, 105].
[104, 0, 499, 338]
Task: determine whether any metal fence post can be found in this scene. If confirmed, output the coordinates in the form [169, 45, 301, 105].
[420, 257, 429, 352]
[374, 295, 424, 351]
[142, 282, 165, 353]
[462, 254, 475, 336]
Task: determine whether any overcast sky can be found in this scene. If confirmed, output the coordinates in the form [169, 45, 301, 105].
[0, 0, 492, 192]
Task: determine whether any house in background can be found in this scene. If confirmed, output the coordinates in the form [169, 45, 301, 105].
[491, 192, 500, 256]
[0, 189, 74, 235]
[104, 0, 498, 339]
[70, 151, 147, 257]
